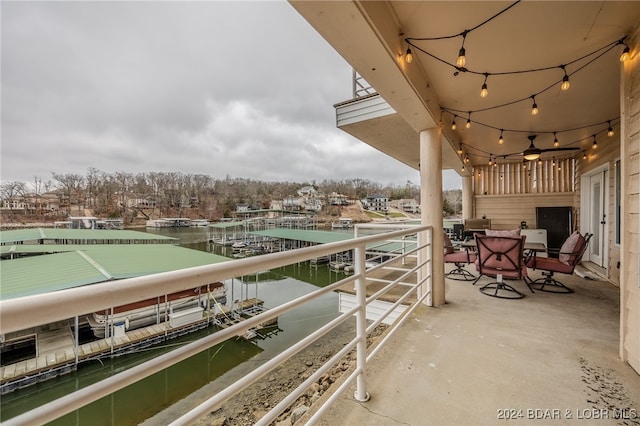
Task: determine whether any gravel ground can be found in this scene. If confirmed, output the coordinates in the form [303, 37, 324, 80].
[188, 320, 387, 426]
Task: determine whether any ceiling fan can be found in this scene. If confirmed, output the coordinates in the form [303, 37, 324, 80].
[515, 135, 580, 161]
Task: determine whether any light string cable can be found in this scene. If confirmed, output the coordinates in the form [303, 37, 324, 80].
[457, 121, 618, 164]
[440, 37, 625, 116]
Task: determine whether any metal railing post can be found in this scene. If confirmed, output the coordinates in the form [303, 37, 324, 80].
[353, 243, 370, 402]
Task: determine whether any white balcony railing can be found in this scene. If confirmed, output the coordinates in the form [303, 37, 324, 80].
[0, 223, 433, 425]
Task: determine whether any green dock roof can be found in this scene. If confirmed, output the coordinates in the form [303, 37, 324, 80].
[0, 228, 176, 245]
[0, 245, 229, 300]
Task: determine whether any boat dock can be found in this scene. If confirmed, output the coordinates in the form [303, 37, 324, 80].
[0, 298, 272, 395]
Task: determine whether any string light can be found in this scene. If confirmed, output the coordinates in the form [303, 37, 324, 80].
[488, 156, 493, 166]
[552, 157, 556, 167]
[405, 47, 413, 64]
[583, 152, 587, 160]
[480, 73, 489, 98]
[457, 31, 467, 68]
[464, 155, 470, 163]
[607, 121, 614, 137]
[466, 112, 471, 128]
[457, 144, 463, 155]
[553, 132, 559, 148]
[620, 44, 630, 62]
[498, 130, 504, 145]
[451, 116, 457, 130]
[560, 65, 570, 91]
[531, 96, 539, 115]
[592, 134, 598, 149]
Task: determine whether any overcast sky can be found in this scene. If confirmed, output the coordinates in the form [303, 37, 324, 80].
[1, 1, 460, 190]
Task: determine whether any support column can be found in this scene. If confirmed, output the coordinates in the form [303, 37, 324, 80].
[462, 175, 473, 220]
[420, 128, 445, 306]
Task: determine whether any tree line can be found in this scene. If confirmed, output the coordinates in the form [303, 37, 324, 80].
[1, 169, 438, 223]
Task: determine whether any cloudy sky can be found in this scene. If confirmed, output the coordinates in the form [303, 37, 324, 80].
[2, 1, 460, 190]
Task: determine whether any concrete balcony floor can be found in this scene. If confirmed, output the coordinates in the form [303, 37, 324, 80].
[312, 266, 640, 425]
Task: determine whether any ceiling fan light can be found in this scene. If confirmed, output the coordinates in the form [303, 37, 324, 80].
[524, 152, 540, 161]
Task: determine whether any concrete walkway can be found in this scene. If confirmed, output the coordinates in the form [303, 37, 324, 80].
[308, 268, 640, 425]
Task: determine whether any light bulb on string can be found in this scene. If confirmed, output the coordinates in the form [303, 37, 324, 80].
[620, 45, 630, 62]
[592, 135, 598, 149]
[488, 156, 493, 166]
[456, 30, 467, 68]
[560, 66, 570, 91]
[480, 74, 488, 98]
[457, 144, 463, 155]
[465, 112, 471, 129]
[498, 129, 504, 145]
[531, 96, 539, 115]
[405, 47, 413, 64]
[451, 116, 457, 130]
[553, 132, 559, 148]
[583, 152, 587, 160]
[608, 121, 614, 137]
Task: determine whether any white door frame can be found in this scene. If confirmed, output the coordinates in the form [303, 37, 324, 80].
[580, 164, 609, 269]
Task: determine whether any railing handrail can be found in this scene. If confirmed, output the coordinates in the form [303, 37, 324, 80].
[0, 224, 424, 335]
[1, 223, 432, 426]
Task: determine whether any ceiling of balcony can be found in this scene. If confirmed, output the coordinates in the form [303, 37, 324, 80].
[290, 1, 640, 175]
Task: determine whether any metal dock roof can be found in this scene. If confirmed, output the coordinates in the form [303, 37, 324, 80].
[0, 228, 176, 245]
[251, 229, 353, 244]
[0, 245, 229, 300]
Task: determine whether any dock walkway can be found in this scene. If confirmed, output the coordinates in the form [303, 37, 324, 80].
[0, 298, 267, 394]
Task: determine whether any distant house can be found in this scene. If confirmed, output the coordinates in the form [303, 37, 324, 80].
[364, 194, 389, 212]
[328, 192, 349, 206]
[398, 199, 420, 213]
[297, 186, 317, 198]
[304, 198, 323, 212]
[236, 204, 250, 212]
[283, 197, 305, 211]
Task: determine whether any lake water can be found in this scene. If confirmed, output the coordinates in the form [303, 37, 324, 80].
[0, 227, 347, 424]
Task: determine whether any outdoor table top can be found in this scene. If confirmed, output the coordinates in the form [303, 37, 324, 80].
[460, 239, 546, 252]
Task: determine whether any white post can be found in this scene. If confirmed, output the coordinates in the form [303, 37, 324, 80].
[462, 175, 473, 220]
[420, 128, 445, 306]
[353, 243, 370, 402]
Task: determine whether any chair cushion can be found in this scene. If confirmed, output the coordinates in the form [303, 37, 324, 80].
[443, 231, 455, 254]
[475, 235, 527, 279]
[526, 256, 574, 274]
[445, 250, 476, 263]
[485, 229, 521, 237]
[559, 231, 583, 265]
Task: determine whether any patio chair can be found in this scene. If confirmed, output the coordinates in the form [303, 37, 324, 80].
[525, 231, 592, 293]
[444, 231, 477, 281]
[473, 234, 531, 299]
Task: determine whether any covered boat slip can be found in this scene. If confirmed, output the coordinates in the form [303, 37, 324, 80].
[0, 237, 235, 393]
[0, 244, 230, 299]
[0, 228, 176, 247]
